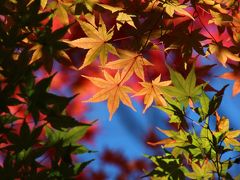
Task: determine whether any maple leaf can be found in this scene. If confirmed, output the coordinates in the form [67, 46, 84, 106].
[163, 2, 194, 20]
[153, 128, 190, 148]
[67, 16, 118, 69]
[29, 23, 72, 73]
[104, 49, 153, 82]
[116, 12, 136, 30]
[207, 43, 240, 67]
[82, 71, 136, 120]
[144, 0, 194, 21]
[161, 66, 203, 107]
[219, 71, 240, 96]
[98, 4, 137, 30]
[215, 117, 240, 148]
[134, 75, 171, 113]
[185, 161, 214, 179]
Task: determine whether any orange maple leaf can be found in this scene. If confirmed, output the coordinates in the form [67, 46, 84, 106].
[208, 44, 240, 67]
[219, 71, 240, 96]
[134, 75, 171, 113]
[104, 49, 153, 82]
[82, 71, 136, 120]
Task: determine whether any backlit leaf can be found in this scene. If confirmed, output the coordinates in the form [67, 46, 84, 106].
[134, 75, 171, 112]
[83, 71, 136, 120]
[208, 44, 240, 67]
[67, 17, 117, 69]
[116, 12, 136, 30]
[163, 3, 194, 20]
[105, 49, 153, 82]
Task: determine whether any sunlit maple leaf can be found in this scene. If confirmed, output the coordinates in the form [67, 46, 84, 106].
[219, 70, 240, 96]
[116, 12, 136, 30]
[216, 117, 240, 148]
[163, 3, 194, 20]
[104, 49, 153, 82]
[149, 128, 190, 148]
[185, 161, 214, 179]
[208, 43, 240, 67]
[144, 0, 194, 20]
[134, 75, 171, 113]
[67, 16, 118, 69]
[161, 66, 203, 107]
[82, 71, 136, 120]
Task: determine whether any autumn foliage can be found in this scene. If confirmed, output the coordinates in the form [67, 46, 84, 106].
[1, 0, 240, 179]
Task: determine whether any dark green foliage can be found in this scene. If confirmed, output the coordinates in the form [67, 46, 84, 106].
[0, 0, 92, 179]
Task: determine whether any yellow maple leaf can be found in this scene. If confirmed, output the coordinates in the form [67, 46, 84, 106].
[30, 44, 43, 63]
[144, 1, 194, 20]
[215, 117, 240, 147]
[83, 71, 136, 120]
[163, 3, 194, 20]
[150, 128, 189, 148]
[67, 16, 118, 69]
[104, 49, 153, 82]
[208, 43, 240, 67]
[134, 75, 171, 113]
[116, 12, 136, 30]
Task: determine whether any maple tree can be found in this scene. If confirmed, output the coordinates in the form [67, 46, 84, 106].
[1, 0, 240, 179]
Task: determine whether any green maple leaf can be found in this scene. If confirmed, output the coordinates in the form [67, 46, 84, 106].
[161, 66, 204, 107]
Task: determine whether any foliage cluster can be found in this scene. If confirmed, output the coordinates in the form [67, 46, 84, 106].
[0, 0, 93, 179]
[1, 0, 240, 179]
